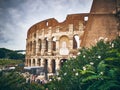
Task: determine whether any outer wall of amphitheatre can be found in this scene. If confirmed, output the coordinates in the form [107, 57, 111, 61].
[26, 14, 89, 79]
[26, 0, 120, 79]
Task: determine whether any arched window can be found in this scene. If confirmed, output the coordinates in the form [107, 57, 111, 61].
[46, 21, 48, 26]
[38, 39, 42, 52]
[59, 35, 69, 55]
[33, 41, 36, 55]
[51, 60, 56, 73]
[29, 59, 31, 66]
[84, 16, 88, 21]
[30, 41, 32, 51]
[37, 59, 41, 66]
[45, 38, 48, 52]
[73, 35, 80, 49]
[52, 37, 56, 51]
[33, 59, 35, 66]
[44, 59, 48, 80]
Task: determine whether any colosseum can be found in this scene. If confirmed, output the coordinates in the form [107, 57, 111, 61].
[26, 0, 120, 79]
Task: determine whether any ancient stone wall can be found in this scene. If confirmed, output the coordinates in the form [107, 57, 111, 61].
[26, 0, 120, 79]
[26, 14, 88, 79]
[81, 0, 119, 47]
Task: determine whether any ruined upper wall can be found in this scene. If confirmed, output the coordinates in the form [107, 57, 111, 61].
[27, 13, 89, 38]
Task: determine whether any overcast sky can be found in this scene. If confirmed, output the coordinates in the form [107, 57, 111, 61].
[0, 0, 93, 50]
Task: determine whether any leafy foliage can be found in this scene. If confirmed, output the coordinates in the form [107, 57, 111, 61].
[0, 59, 23, 66]
[0, 48, 25, 61]
[0, 71, 45, 90]
[47, 36, 120, 90]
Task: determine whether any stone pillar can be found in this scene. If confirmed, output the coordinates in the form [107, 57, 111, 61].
[48, 59, 52, 73]
[36, 41, 39, 56]
[56, 58, 60, 71]
[35, 59, 38, 66]
[69, 36, 73, 49]
[32, 42, 34, 55]
[69, 24, 73, 33]
[36, 30, 39, 56]
[31, 59, 33, 66]
[56, 36, 59, 55]
[41, 58, 44, 67]
[48, 38, 52, 55]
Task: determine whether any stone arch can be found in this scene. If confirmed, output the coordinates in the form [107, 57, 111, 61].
[73, 34, 80, 49]
[60, 59, 67, 68]
[33, 59, 35, 66]
[51, 59, 56, 73]
[33, 41, 36, 55]
[30, 41, 32, 52]
[44, 59, 48, 80]
[37, 58, 41, 66]
[34, 32, 36, 38]
[59, 35, 69, 55]
[28, 59, 31, 66]
[38, 39, 42, 52]
[44, 37, 48, 52]
[52, 36, 56, 51]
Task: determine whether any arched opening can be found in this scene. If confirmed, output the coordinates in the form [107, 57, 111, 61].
[52, 37, 56, 51]
[46, 21, 48, 26]
[60, 59, 67, 68]
[34, 33, 36, 38]
[30, 41, 32, 52]
[84, 16, 88, 21]
[38, 39, 42, 52]
[44, 59, 48, 80]
[45, 38, 48, 52]
[37, 59, 41, 66]
[33, 41, 36, 55]
[59, 35, 69, 55]
[29, 59, 31, 66]
[33, 59, 35, 66]
[51, 60, 56, 73]
[73, 35, 80, 49]
[26, 59, 28, 66]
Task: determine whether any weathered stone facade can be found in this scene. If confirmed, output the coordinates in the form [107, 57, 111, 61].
[26, 0, 120, 79]
[26, 14, 88, 78]
[81, 0, 120, 47]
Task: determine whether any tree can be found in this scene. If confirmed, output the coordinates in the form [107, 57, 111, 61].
[0, 71, 45, 90]
[0, 48, 25, 61]
[47, 37, 120, 90]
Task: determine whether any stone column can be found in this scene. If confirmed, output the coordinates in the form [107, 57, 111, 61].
[41, 58, 44, 67]
[48, 59, 52, 73]
[35, 59, 38, 66]
[69, 36, 73, 50]
[56, 58, 60, 71]
[32, 42, 34, 55]
[56, 36, 59, 55]
[36, 40, 39, 56]
[31, 59, 33, 66]
[36, 30, 39, 56]
[69, 24, 73, 33]
[48, 38, 52, 55]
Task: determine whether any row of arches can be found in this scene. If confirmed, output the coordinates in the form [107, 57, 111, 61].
[27, 35, 81, 55]
[26, 59, 67, 74]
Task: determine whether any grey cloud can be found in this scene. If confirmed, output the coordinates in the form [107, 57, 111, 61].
[0, 0, 93, 50]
